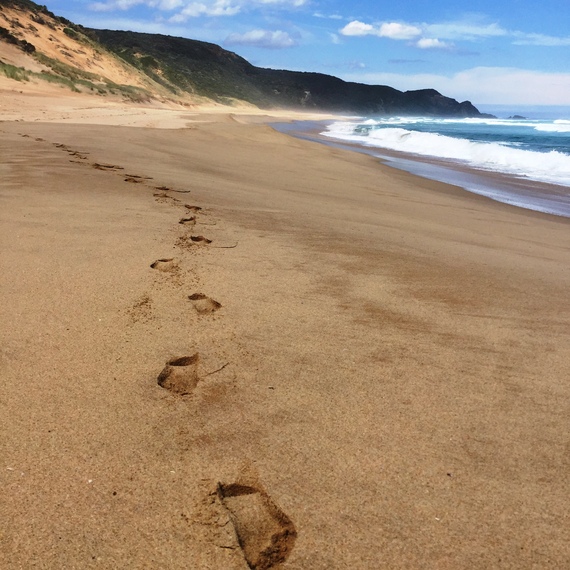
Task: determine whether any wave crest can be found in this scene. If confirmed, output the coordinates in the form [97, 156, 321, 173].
[323, 121, 570, 186]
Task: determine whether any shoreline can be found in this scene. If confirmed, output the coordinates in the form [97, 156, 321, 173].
[2, 93, 570, 568]
[273, 119, 570, 219]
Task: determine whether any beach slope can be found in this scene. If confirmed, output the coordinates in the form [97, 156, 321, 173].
[1, 98, 569, 569]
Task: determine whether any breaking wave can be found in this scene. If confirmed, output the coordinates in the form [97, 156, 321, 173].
[323, 119, 570, 187]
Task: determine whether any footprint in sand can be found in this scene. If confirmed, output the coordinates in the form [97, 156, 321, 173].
[92, 162, 124, 171]
[157, 354, 200, 395]
[217, 480, 297, 570]
[154, 191, 181, 204]
[175, 235, 212, 250]
[69, 151, 88, 159]
[179, 216, 196, 226]
[184, 205, 202, 213]
[150, 258, 179, 272]
[188, 293, 222, 314]
[125, 174, 153, 183]
[155, 185, 193, 194]
[191, 235, 212, 245]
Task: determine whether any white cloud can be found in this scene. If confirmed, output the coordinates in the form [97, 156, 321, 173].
[76, 14, 226, 39]
[340, 21, 421, 40]
[341, 67, 570, 106]
[339, 18, 516, 50]
[225, 29, 297, 48]
[257, 0, 307, 5]
[339, 20, 375, 37]
[378, 22, 421, 40]
[329, 32, 341, 45]
[313, 12, 343, 20]
[158, 0, 185, 8]
[90, 0, 144, 11]
[90, 0, 308, 17]
[339, 16, 570, 53]
[416, 38, 452, 50]
[424, 21, 507, 41]
[169, 1, 240, 21]
[513, 33, 570, 46]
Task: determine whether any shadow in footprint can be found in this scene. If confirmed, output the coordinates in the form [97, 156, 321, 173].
[150, 258, 178, 272]
[125, 174, 153, 183]
[92, 163, 124, 171]
[157, 354, 200, 395]
[218, 480, 297, 570]
[191, 235, 212, 245]
[189, 293, 222, 314]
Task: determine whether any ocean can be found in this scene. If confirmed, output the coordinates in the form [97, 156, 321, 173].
[276, 106, 570, 218]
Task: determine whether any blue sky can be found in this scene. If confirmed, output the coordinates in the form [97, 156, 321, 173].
[44, 0, 570, 107]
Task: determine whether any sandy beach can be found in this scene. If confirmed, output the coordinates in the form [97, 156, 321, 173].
[1, 87, 569, 569]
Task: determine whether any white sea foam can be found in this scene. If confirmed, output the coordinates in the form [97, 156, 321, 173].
[535, 121, 570, 133]
[354, 115, 570, 131]
[445, 117, 530, 127]
[323, 121, 570, 186]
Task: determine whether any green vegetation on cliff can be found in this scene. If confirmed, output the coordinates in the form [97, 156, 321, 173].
[89, 29, 482, 117]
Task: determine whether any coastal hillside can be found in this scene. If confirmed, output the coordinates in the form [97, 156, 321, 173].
[0, 0, 183, 104]
[88, 29, 481, 116]
[0, 0, 482, 116]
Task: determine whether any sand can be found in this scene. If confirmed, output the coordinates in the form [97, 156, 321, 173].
[1, 88, 569, 569]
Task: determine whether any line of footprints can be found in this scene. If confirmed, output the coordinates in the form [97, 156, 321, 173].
[150, 182, 297, 570]
[14, 132, 297, 570]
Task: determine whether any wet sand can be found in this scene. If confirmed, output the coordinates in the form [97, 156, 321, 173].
[1, 93, 569, 569]
[275, 120, 570, 218]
